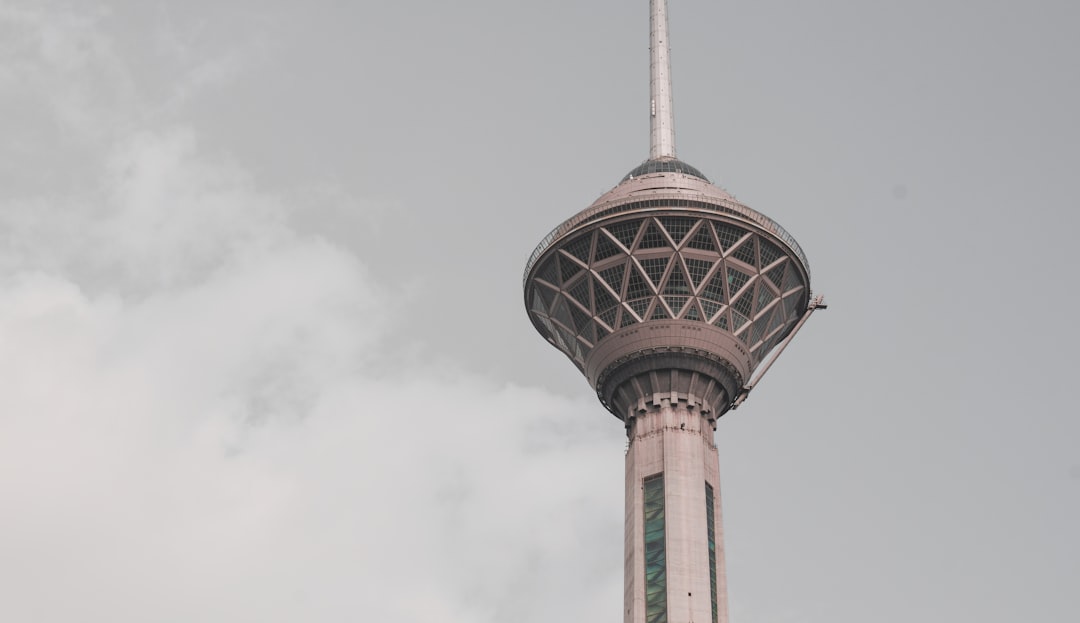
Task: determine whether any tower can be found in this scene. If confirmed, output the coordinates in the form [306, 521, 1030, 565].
[523, 2, 824, 622]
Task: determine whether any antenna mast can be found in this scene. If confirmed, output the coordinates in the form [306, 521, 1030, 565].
[650, 0, 677, 159]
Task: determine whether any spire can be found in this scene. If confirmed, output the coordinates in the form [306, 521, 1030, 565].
[650, 0, 676, 159]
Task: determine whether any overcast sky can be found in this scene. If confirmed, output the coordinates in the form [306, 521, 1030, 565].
[1, 1, 1078, 621]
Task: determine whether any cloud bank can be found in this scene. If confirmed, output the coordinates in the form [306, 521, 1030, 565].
[0, 5, 623, 622]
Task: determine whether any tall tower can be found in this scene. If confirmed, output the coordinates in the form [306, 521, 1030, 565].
[523, 2, 824, 622]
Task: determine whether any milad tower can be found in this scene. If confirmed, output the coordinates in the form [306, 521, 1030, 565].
[522, 2, 826, 622]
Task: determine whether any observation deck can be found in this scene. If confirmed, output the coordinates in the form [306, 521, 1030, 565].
[523, 160, 812, 421]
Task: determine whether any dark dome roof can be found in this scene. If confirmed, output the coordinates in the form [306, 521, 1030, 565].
[622, 158, 709, 182]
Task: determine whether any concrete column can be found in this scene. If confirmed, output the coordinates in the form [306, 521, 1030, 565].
[624, 395, 728, 623]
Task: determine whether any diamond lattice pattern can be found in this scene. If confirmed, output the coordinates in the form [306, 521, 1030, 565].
[529, 216, 807, 369]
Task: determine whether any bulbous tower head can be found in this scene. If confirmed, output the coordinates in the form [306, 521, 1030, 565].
[523, 159, 811, 424]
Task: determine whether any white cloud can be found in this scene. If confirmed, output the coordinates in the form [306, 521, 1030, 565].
[0, 5, 624, 622]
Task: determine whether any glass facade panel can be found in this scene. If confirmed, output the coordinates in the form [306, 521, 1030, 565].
[626, 269, 653, 300]
[733, 289, 754, 318]
[755, 282, 776, 312]
[686, 223, 718, 252]
[597, 305, 619, 330]
[705, 483, 718, 623]
[594, 231, 624, 261]
[726, 267, 750, 298]
[649, 303, 671, 320]
[659, 216, 696, 244]
[607, 220, 644, 248]
[783, 264, 803, 293]
[641, 257, 670, 287]
[639, 222, 670, 249]
[559, 255, 584, 283]
[684, 300, 701, 320]
[732, 238, 758, 267]
[765, 263, 786, 290]
[663, 265, 690, 295]
[553, 298, 576, 331]
[701, 272, 727, 303]
[569, 303, 592, 334]
[685, 258, 713, 288]
[700, 299, 723, 321]
[644, 474, 667, 623]
[593, 278, 619, 311]
[538, 258, 559, 286]
[622, 158, 710, 182]
[599, 263, 627, 295]
[664, 296, 688, 316]
[628, 298, 651, 319]
[714, 224, 747, 252]
[563, 233, 593, 264]
[759, 238, 783, 267]
[568, 278, 592, 310]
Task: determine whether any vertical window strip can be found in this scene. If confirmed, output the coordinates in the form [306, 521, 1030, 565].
[644, 474, 667, 623]
[705, 482, 718, 623]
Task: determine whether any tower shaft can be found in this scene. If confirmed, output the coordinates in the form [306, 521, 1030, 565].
[650, 0, 677, 159]
[625, 398, 728, 623]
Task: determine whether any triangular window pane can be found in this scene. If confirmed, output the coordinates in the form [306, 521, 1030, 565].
[727, 267, 751, 298]
[686, 223, 717, 252]
[531, 290, 547, 313]
[594, 231, 624, 261]
[785, 294, 804, 319]
[580, 320, 597, 344]
[562, 234, 593, 264]
[640, 257, 669, 287]
[536, 283, 557, 310]
[597, 305, 619, 330]
[648, 303, 670, 320]
[557, 326, 578, 352]
[768, 306, 787, 333]
[627, 298, 650, 319]
[712, 311, 729, 331]
[749, 311, 772, 346]
[535, 313, 555, 338]
[683, 300, 702, 321]
[537, 258, 559, 285]
[606, 220, 642, 248]
[663, 264, 690, 296]
[569, 302, 592, 332]
[733, 288, 754, 318]
[760, 239, 783, 267]
[599, 263, 627, 295]
[553, 298, 576, 330]
[619, 308, 638, 328]
[732, 238, 758, 267]
[755, 283, 776, 313]
[731, 309, 750, 333]
[783, 265, 803, 292]
[766, 263, 786, 290]
[568, 278, 592, 311]
[625, 268, 653, 299]
[593, 277, 618, 311]
[715, 224, 748, 252]
[700, 299, 723, 320]
[701, 272, 726, 302]
[559, 255, 583, 282]
[595, 324, 610, 340]
[637, 222, 670, 249]
[664, 296, 688, 316]
[685, 258, 713, 289]
[658, 216, 696, 245]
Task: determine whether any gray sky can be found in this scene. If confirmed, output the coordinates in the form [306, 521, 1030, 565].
[1, 1, 1078, 621]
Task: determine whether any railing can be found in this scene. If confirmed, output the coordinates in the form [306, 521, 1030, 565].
[522, 193, 811, 286]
